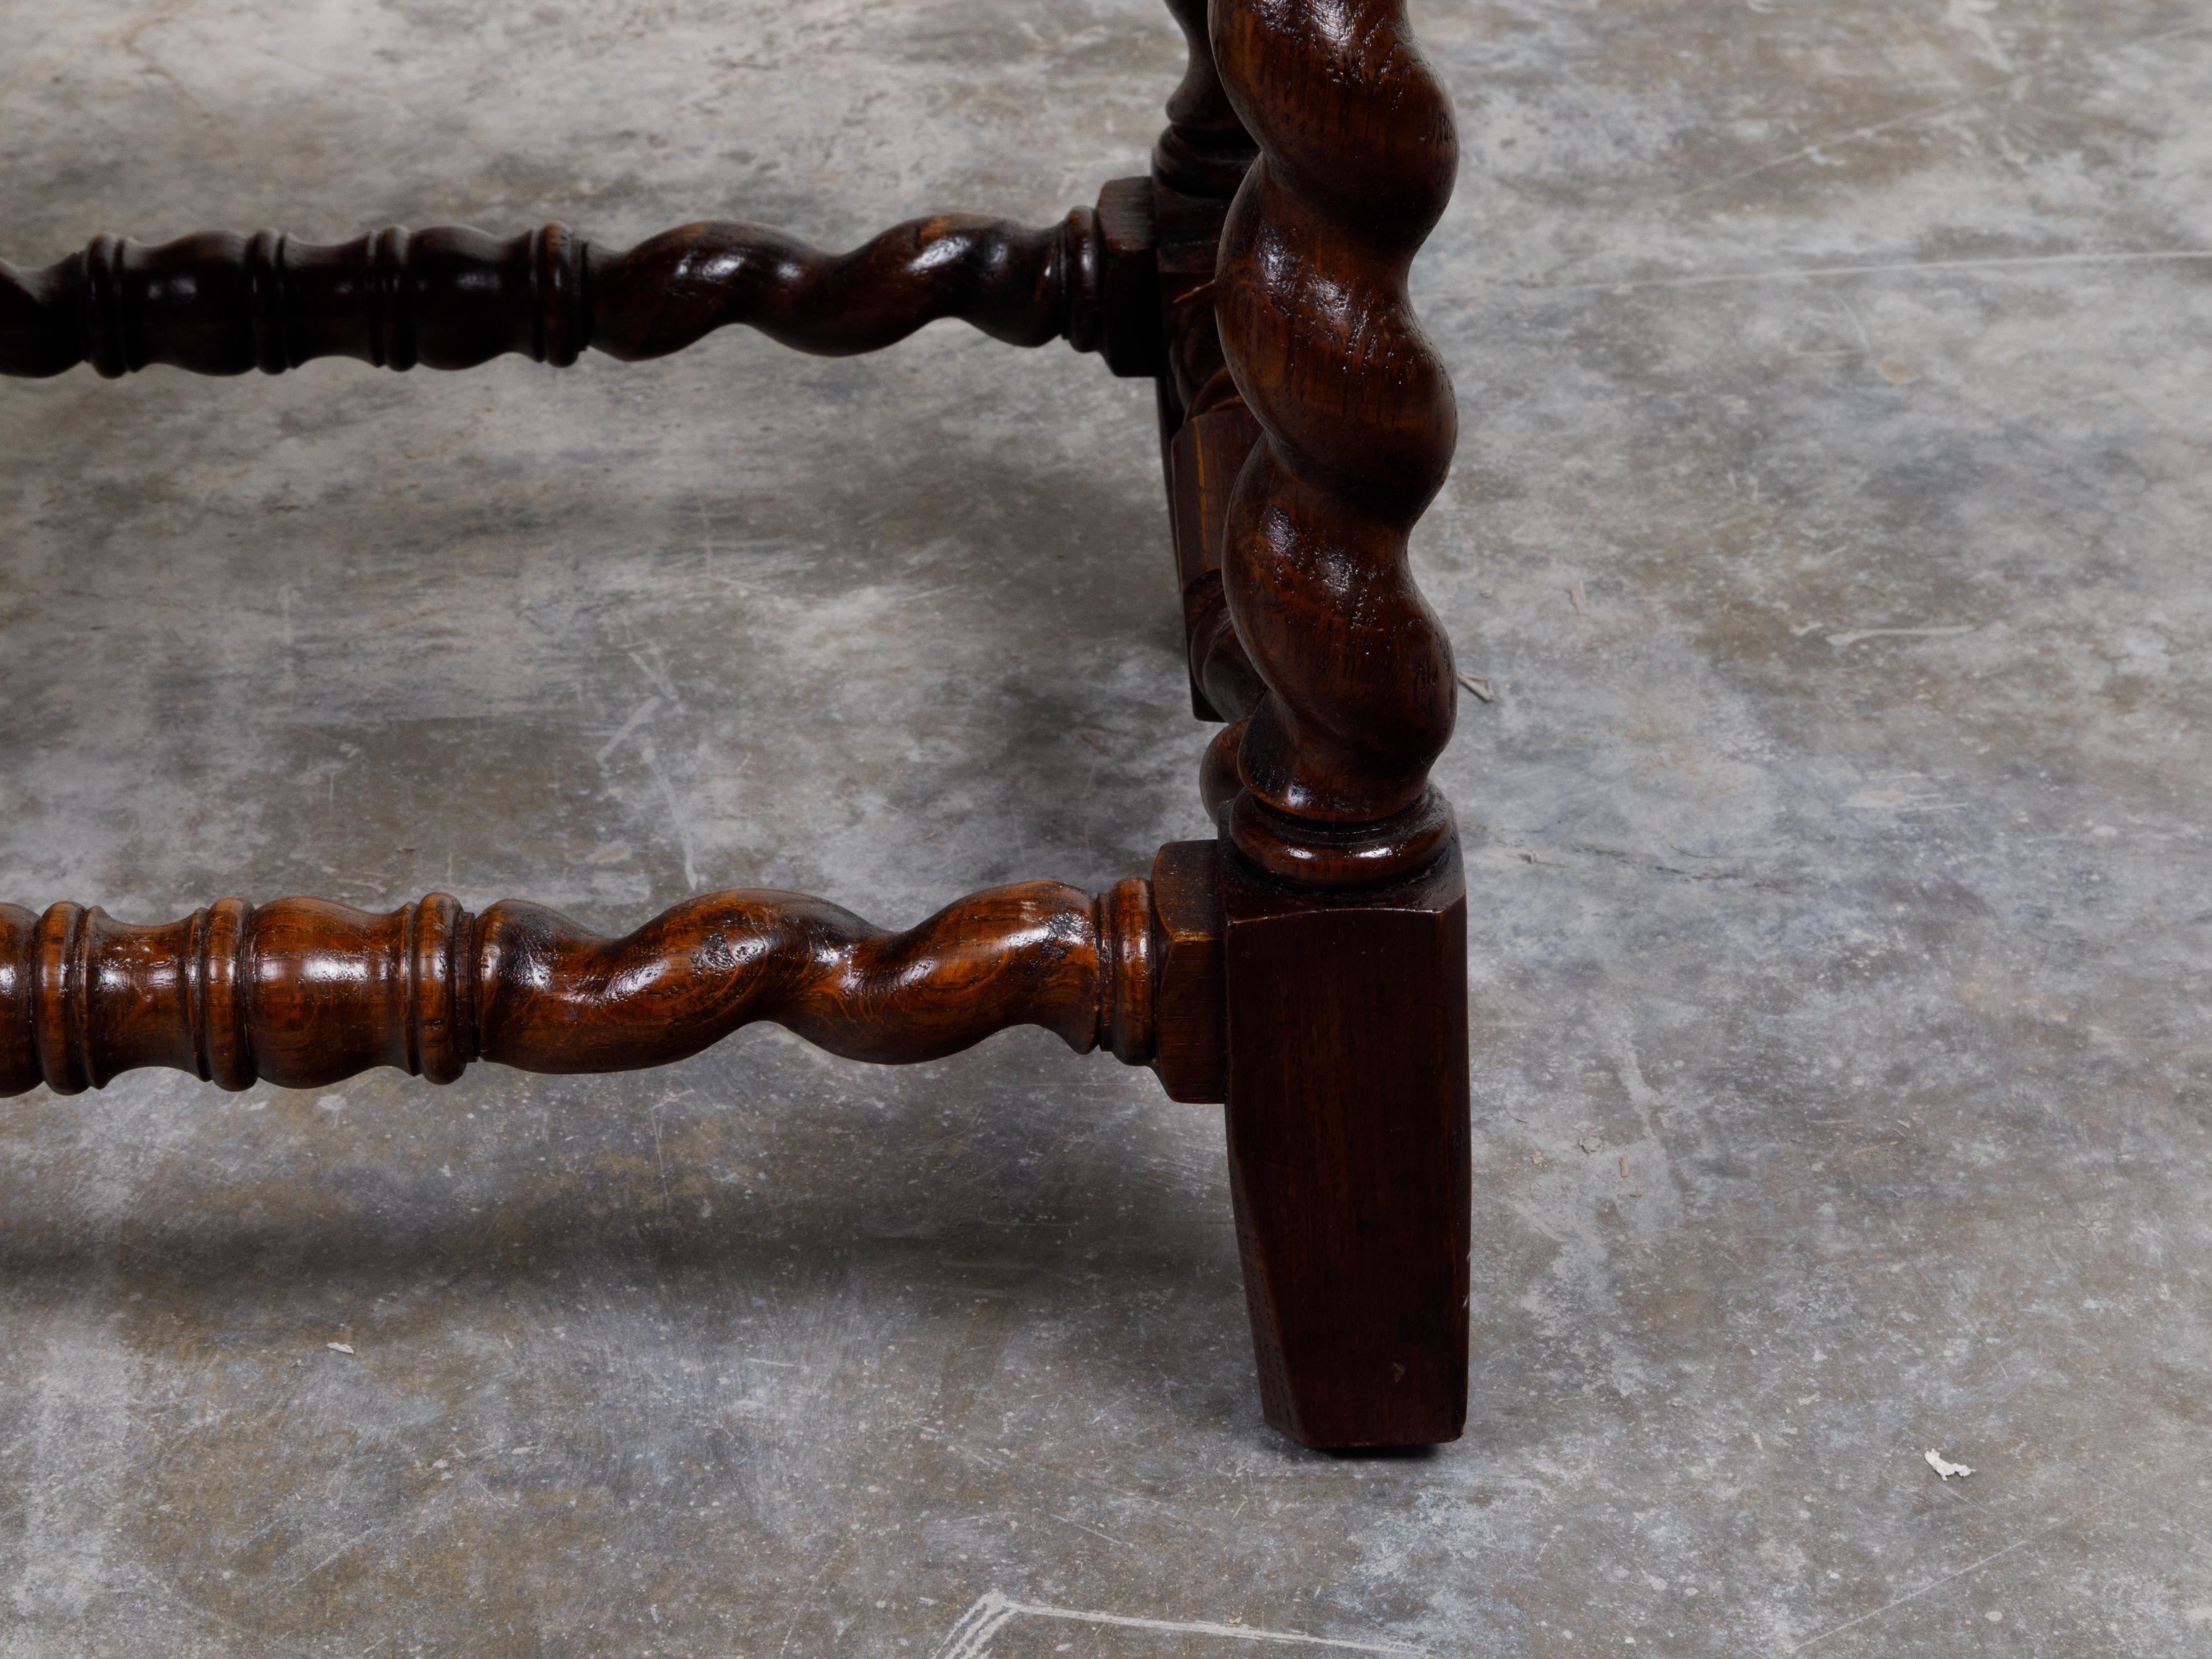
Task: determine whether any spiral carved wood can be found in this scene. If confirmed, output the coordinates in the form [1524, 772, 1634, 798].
[0, 880, 1165, 1097]
[0, 212, 1118, 379]
[1156, 0, 1258, 197]
[1211, 0, 1461, 884]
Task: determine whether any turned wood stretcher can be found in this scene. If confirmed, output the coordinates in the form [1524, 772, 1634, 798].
[0, 0, 1467, 1449]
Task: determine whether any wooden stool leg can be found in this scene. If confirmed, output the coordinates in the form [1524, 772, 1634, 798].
[1222, 844, 1469, 1448]
[1197, 0, 1468, 1446]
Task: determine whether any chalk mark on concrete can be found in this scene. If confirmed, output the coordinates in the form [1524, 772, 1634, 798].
[1826, 624, 1979, 649]
[1502, 248, 2212, 298]
[1678, 16, 2210, 202]
[1784, 1524, 2062, 1653]
[1783, 1452, 2212, 1652]
[595, 695, 661, 764]
[931, 1590, 1427, 1659]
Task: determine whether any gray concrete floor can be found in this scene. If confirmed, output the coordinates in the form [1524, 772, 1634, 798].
[3, 1, 2210, 1653]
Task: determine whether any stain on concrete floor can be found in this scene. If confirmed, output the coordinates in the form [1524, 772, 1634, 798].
[2, 1, 2210, 1654]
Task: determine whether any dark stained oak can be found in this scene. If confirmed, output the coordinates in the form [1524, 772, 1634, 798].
[1211, 0, 1462, 885]
[1146, 841, 1227, 1105]
[0, 209, 1158, 380]
[1168, 398, 1265, 725]
[1140, 0, 1474, 1448]
[1220, 837, 1470, 1447]
[1155, 0, 1258, 199]
[0, 0, 1476, 1449]
[0, 869, 1227, 1098]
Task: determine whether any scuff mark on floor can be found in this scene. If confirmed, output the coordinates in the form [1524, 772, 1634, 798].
[931, 1590, 1427, 1659]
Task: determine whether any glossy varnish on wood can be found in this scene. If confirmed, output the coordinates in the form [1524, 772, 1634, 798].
[1212, 0, 1460, 886]
[0, 1, 1470, 1448]
[1222, 840, 1470, 1446]
[1140, 2, 1470, 1444]
[0, 859, 1229, 1100]
[0, 208, 1164, 380]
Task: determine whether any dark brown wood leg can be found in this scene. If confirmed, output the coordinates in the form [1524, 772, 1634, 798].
[1192, 0, 1468, 1446]
[1221, 841, 1470, 1448]
[1, 1, 1465, 1448]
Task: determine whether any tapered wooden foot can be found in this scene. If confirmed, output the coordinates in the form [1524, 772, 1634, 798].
[1221, 836, 1470, 1448]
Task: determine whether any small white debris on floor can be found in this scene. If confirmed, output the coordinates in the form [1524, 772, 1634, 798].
[326, 1342, 355, 1355]
[1926, 1449, 1974, 1480]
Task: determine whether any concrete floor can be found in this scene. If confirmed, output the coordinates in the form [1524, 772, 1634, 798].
[3, 1, 2210, 1653]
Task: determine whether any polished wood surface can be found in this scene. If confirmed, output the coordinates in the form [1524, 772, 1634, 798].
[1211, 0, 1462, 885]
[0, 210, 1142, 379]
[1168, 399, 1265, 726]
[1134, 0, 1474, 1447]
[1154, 0, 1258, 198]
[0, 0, 1473, 1448]
[1145, 841, 1227, 1105]
[0, 874, 1224, 1097]
[1221, 839, 1471, 1446]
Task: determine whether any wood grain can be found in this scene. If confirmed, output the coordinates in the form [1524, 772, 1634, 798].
[1211, 0, 1462, 884]
[0, 875, 1220, 1097]
[0, 211, 1140, 378]
[1141, 0, 1474, 1449]
[0, 1, 1472, 1448]
[1222, 836, 1470, 1447]
[1155, 0, 1259, 197]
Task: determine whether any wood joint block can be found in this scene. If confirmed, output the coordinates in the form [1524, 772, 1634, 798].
[1091, 176, 1162, 379]
[1147, 841, 1225, 1104]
